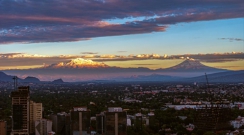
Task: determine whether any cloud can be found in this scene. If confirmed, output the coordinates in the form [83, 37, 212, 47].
[81, 52, 98, 54]
[219, 38, 244, 42]
[215, 66, 239, 68]
[0, 52, 243, 69]
[0, 53, 50, 58]
[99, 55, 116, 58]
[174, 52, 244, 63]
[0, 57, 70, 67]
[133, 64, 159, 66]
[117, 51, 127, 53]
[0, 53, 24, 58]
[0, 21, 167, 43]
[200, 59, 241, 63]
[0, 0, 243, 44]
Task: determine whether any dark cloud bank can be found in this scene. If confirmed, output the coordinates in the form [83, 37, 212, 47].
[0, 0, 243, 44]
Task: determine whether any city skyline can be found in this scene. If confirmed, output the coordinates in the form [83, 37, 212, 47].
[0, 0, 243, 73]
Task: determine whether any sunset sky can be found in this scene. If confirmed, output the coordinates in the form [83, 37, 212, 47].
[0, 0, 244, 71]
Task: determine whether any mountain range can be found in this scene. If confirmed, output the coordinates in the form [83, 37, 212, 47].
[111, 70, 244, 83]
[1, 58, 240, 82]
[0, 72, 41, 83]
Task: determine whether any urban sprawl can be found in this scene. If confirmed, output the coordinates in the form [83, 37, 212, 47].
[0, 81, 244, 135]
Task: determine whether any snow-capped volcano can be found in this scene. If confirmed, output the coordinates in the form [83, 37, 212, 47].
[2, 59, 231, 82]
[169, 59, 209, 70]
[44, 58, 109, 68]
[162, 59, 228, 72]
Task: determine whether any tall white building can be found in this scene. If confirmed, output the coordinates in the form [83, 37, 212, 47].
[29, 101, 43, 134]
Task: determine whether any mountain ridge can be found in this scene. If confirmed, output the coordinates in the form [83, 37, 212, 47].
[1, 70, 243, 83]
[42, 58, 228, 73]
[2, 59, 233, 81]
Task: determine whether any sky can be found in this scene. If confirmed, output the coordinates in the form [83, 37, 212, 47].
[0, 0, 244, 71]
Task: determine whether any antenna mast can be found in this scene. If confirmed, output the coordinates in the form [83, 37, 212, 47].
[13, 76, 18, 90]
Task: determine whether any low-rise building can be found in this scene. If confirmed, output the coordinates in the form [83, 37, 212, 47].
[0, 120, 7, 135]
[230, 116, 244, 128]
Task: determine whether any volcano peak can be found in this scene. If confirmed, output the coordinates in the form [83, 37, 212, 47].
[163, 59, 227, 72]
[44, 58, 109, 69]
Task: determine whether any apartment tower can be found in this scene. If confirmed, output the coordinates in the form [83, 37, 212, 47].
[29, 101, 42, 134]
[11, 86, 30, 135]
[70, 107, 91, 135]
[96, 113, 105, 135]
[105, 107, 127, 135]
[51, 112, 69, 134]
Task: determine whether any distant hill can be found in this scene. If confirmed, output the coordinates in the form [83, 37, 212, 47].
[186, 70, 244, 83]
[0, 71, 66, 83]
[0, 72, 42, 83]
[112, 70, 243, 83]
[21, 76, 40, 83]
[52, 79, 64, 83]
[0, 71, 15, 82]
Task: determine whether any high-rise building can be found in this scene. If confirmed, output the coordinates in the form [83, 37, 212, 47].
[51, 112, 68, 134]
[50, 115, 58, 133]
[70, 107, 91, 135]
[0, 120, 7, 135]
[134, 113, 142, 130]
[35, 119, 52, 135]
[195, 103, 231, 131]
[29, 101, 42, 134]
[105, 107, 127, 135]
[65, 114, 71, 135]
[11, 86, 30, 135]
[96, 113, 105, 135]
